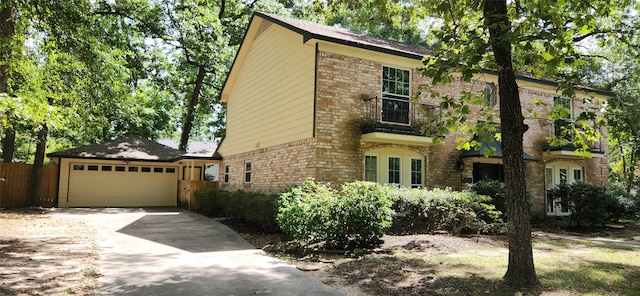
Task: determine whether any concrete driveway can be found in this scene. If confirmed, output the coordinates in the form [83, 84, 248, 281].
[53, 208, 343, 296]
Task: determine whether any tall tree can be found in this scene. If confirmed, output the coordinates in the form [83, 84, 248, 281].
[0, 0, 173, 204]
[326, 0, 636, 288]
[420, 0, 634, 287]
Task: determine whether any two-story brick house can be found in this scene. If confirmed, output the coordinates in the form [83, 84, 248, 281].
[217, 12, 610, 217]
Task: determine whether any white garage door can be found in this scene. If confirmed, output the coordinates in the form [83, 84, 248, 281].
[68, 163, 178, 207]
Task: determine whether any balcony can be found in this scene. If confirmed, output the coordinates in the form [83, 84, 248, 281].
[361, 96, 439, 146]
[543, 119, 605, 157]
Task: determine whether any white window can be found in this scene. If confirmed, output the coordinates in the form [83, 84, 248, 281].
[363, 149, 424, 188]
[364, 155, 378, 182]
[381, 66, 411, 124]
[546, 163, 582, 216]
[484, 83, 496, 107]
[410, 158, 423, 188]
[388, 157, 401, 185]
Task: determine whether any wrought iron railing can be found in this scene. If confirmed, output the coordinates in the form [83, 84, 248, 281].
[362, 96, 439, 136]
[548, 119, 603, 152]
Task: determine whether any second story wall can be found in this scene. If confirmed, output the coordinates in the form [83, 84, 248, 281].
[219, 20, 316, 156]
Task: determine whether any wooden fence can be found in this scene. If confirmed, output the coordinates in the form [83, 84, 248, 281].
[0, 163, 58, 208]
[178, 180, 218, 211]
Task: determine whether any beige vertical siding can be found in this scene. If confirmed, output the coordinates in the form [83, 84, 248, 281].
[219, 23, 315, 155]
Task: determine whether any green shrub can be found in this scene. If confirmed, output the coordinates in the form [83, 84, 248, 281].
[276, 179, 335, 243]
[277, 179, 393, 249]
[607, 186, 640, 220]
[194, 189, 279, 231]
[328, 181, 393, 248]
[470, 180, 506, 217]
[548, 182, 623, 227]
[390, 187, 502, 234]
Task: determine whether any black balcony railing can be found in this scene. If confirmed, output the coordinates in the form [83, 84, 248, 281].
[362, 96, 439, 136]
[545, 119, 604, 153]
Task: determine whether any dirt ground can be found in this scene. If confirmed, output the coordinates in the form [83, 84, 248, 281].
[1, 209, 636, 296]
[0, 208, 99, 296]
[222, 218, 512, 296]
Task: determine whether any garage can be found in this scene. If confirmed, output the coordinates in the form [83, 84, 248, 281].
[67, 162, 179, 207]
[47, 136, 220, 207]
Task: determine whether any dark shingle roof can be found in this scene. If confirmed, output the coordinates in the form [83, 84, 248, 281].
[255, 12, 613, 97]
[256, 12, 431, 60]
[47, 136, 185, 162]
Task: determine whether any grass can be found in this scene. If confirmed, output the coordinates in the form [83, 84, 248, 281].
[323, 236, 640, 296]
[534, 238, 640, 295]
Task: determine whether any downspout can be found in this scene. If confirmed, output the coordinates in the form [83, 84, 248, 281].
[313, 42, 318, 138]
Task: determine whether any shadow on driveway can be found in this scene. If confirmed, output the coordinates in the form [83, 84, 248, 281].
[116, 210, 252, 253]
[54, 207, 343, 296]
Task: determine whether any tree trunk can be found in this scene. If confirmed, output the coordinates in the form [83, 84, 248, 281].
[1, 128, 15, 162]
[620, 145, 630, 193]
[0, 0, 16, 94]
[1, 2, 17, 163]
[484, 0, 539, 287]
[27, 98, 52, 206]
[179, 65, 206, 151]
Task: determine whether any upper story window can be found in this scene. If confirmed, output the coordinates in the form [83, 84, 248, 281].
[381, 66, 411, 124]
[484, 83, 496, 107]
[553, 97, 572, 119]
[553, 97, 573, 138]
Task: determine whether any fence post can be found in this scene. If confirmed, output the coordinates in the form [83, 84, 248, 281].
[0, 177, 5, 209]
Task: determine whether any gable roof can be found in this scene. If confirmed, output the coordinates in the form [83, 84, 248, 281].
[47, 136, 187, 162]
[223, 12, 613, 99]
[256, 12, 432, 60]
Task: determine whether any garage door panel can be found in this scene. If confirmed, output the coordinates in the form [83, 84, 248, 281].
[68, 163, 178, 207]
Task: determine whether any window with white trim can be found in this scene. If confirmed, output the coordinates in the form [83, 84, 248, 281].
[410, 158, 422, 188]
[484, 83, 496, 107]
[364, 155, 378, 182]
[388, 157, 401, 185]
[381, 66, 411, 124]
[244, 162, 251, 183]
[224, 165, 229, 183]
[546, 163, 582, 216]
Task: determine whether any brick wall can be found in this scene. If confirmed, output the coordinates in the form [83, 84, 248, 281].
[314, 52, 378, 184]
[220, 138, 317, 193]
[312, 50, 608, 217]
[220, 47, 608, 217]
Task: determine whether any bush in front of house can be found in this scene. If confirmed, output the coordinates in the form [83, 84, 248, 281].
[327, 181, 394, 249]
[276, 179, 335, 243]
[547, 182, 632, 227]
[470, 180, 506, 217]
[276, 179, 393, 249]
[607, 186, 640, 220]
[194, 189, 279, 231]
[389, 187, 502, 234]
